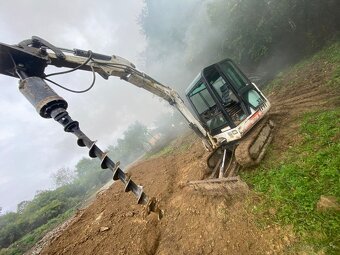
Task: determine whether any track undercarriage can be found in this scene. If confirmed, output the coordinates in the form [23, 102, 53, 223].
[187, 118, 275, 193]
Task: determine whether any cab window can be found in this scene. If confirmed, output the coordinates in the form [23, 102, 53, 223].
[219, 60, 248, 90]
[188, 79, 228, 131]
[188, 79, 215, 114]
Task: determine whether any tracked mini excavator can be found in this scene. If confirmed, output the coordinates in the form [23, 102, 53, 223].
[0, 36, 274, 218]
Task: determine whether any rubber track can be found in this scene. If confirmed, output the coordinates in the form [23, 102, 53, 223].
[235, 118, 274, 167]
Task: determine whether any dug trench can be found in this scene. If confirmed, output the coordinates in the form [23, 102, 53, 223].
[30, 48, 339, 255]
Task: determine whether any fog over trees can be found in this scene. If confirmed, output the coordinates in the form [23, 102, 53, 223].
[141, 0, 339, 90]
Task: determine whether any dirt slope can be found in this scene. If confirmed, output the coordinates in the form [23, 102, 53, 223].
[33, 55, 339, 255]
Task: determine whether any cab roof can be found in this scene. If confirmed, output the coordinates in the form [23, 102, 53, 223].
[185, 58, 235, 96]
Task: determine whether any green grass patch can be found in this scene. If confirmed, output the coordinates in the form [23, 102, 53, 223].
[146, 143, 175, 159]
[242, 109, 340, 254]
[144, 133, 195, 159]
[315, 41, 340, 89]
[312, 41, 340, 64]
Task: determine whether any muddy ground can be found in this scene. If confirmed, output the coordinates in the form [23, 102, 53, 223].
[29, 58, 339, 255]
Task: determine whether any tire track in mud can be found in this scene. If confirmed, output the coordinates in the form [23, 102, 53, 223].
[140, 157, 176, 255]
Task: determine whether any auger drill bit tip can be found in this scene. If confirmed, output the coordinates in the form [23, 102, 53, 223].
[146, 197, 164, 220]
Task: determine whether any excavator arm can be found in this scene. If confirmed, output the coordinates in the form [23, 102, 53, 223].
[46, 49, 215, 150]
[0, 36, 217, 218]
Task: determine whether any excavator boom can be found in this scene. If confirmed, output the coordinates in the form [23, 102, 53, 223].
[45, 50, 216, 151]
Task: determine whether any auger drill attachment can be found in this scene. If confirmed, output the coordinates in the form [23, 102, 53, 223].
[18, 75, 163, 219]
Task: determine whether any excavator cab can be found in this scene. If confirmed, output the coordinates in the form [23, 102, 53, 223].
[186, 59, 269, 141]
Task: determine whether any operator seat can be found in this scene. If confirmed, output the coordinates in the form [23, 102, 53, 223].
[220, 84, 233, 106]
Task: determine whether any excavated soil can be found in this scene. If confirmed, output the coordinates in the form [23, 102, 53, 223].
[31, 58, 339, 255]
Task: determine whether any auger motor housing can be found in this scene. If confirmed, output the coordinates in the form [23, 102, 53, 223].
[19, 77, 68, 118]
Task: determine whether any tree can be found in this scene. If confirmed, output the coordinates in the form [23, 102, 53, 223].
[107, 121, 151, 167]
[120, 122, 149, 152]
[16, 201, 30, 214]
[75, 158, 102, 179]
[51, 167, 76, 187]
[74, 158, 111, 190]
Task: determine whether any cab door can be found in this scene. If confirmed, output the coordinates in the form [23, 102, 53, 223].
[217, 60, 266, 112]
[202, 66, 247, 128]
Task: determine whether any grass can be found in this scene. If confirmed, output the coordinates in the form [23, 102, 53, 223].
[144, 143, 175, 159]
[313, 42, 340, 89]
[242, 109, 340, 254]
[144, 132, 195, 159]
[242, 41, 340, 254]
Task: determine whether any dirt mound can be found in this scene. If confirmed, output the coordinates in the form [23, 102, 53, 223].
[36, 139, 293, 255]
[33, 57, 339, 255]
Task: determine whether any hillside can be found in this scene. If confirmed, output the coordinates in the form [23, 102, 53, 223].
[27, 43, 340, 255]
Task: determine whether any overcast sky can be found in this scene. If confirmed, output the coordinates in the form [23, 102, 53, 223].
[0, 0, 171, 212]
